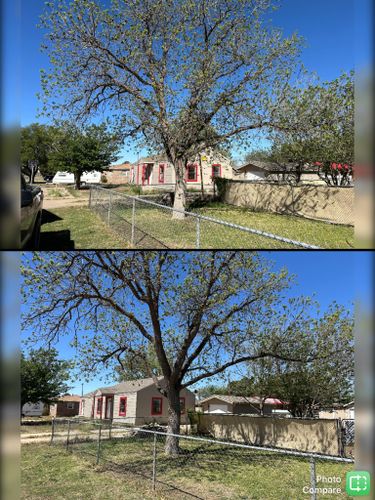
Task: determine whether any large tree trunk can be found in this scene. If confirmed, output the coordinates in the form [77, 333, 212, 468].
[165, 387, 181, 456]
[74, 171, 81, 190]
[172, 158, 187, 218]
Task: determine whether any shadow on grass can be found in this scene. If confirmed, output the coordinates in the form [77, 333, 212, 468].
[40, 230, 75, 249]
[40, 209, 75, 249]
[41, 209, 63, 224]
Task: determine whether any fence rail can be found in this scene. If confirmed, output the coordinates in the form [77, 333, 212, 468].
[89, 185, 320, 249]
[48, 419, 353, 499]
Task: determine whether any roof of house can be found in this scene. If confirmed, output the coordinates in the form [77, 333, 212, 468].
[57, 395, 81, 402]
[235, 160, 318, 173]
[199, 394, 284, 405]
[94, 377, 165, 395]
[82, 391, 95, 398]
[108, 162, 132, 171]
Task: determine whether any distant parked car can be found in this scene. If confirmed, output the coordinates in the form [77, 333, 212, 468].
[21, 175, 43, 249]
[52, 171, 102, 185]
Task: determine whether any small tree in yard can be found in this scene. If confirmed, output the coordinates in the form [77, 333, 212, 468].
[22, 251, 353, 455]
[48, 123, 121, 189]
[40, 0, 304, 214]
[21, 347, 71, 410]
[228, 306, 354, 418]
[268, 71, 354, 186]
[21, 123, 58, 183]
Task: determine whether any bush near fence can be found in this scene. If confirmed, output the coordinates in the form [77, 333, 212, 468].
[224, 181, 354, 225]
[197, 414, 342, 456]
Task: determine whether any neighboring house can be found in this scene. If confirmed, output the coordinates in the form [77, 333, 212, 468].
[49, 395, 81, 417]
[104, 162, 132, 184]
[130, 150, 234, 191]
[318, 401, 355, 420]
[199, 395, 285, 415]
[79, 377, 195, 424]
[21, 401, 47, 417]
[233, 160, 324, 184]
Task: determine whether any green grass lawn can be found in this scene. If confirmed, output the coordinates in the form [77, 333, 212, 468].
[39, 201, 354, 249]
[40, 207, 128, 249]
[96, 200, 354, 249]
[21, 444, 158, 500]
[24, 436, 352, 499]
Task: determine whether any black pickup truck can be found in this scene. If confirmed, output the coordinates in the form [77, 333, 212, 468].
[21, 175, 44, 249]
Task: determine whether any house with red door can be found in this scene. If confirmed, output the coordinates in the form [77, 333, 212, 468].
[79, 377, 195, 424]
[130, 150, 234, 191]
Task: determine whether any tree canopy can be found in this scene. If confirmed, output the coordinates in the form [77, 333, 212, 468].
[267, 71, 354, 185]
[21, 347, 72, 409]
[40, 0, 304, 211]
[48, 123, 121, 188]
[22, 251, 353, 453]
[21, 123, 58, 183]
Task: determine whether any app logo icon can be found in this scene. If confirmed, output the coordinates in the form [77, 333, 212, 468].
[346, 471, 370, 496]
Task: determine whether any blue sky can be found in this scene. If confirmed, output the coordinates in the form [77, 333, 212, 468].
[3, 0, 366, 163]
[20, 251, 371, 395]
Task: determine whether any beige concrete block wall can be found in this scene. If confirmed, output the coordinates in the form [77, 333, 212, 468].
[224, 182, 354, 225]
[198, 414, 340, 455]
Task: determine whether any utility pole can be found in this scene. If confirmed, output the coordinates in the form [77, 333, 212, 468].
[81, 383, 84, 397]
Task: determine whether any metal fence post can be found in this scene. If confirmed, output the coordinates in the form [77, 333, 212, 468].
[66, 420, 71, 451]
[152, 433, 157, 490]
[96, 424, 102, 465]
[131, 199, 136, 247]
[196, 216, 200, 249]
[310, 457, 317, 500]
[107, 192, 112, 225]
[50, 417, 55, 445]
[89, 186, 92, 208]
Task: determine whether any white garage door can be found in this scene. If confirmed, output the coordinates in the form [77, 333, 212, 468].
[208, 404, 229, 413]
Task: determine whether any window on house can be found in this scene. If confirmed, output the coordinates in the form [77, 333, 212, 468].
[159, 164, 165, 183]
[212, 164, 221, 178]
[67, 402, 75, 409]
[119, 397, 127, 416]
[186, 164, 197, 181]
[151, 397, 163, 415]
[179, 397, 186, 413]
[97, 398, 102, 414]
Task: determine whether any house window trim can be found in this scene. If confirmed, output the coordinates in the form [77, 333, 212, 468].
[158, 164, 165, 184]
[151, 397, 163, 416]
[66, 402, 75, 409]
[212, 164, 222, 178]
[119, 396, 127, 417]
[186, 163, 198, 182]
[179, 397, 186, 414]
[96, 397, 103, 415]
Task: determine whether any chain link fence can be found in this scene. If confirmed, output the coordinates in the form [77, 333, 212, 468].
[50, 419, 353, 499]
[89, 185, 321, 249]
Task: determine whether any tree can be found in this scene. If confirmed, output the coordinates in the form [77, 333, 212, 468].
[198, 384, 227, 400]
[114, 343, 163, 381]
[48, 123, 121, 189]
[229, 307, 354, 417]
[21, 347, 71, 410]
[21, 251, 352, 454]
[21, 123, 58, 183]
[267, 71, 354, 186]
[40, 0, 304, 214]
